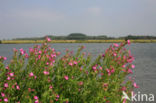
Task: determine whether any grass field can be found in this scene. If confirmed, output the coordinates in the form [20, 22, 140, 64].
[1, 39, 156, 44]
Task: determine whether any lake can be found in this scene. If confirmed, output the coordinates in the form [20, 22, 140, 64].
[0, 43, 156, 99]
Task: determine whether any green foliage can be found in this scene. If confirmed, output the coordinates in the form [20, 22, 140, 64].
[0, 40, 137, 102]
[13, 33, 156, 41]
[67, 33, 87, 40]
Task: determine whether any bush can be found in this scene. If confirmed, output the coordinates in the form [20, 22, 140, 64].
[0, 38, 137, 103]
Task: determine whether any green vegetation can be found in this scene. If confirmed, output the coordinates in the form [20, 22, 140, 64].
[0, 38, 137, 102]
[124, 35, 156, 40]
[1, 39, 156, 44]
[0, 33, 156, 44]
[67, 33, 87, 40]
[12, 34, 156, 41]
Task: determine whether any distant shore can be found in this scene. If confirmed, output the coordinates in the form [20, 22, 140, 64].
[1, 39, 156, 44]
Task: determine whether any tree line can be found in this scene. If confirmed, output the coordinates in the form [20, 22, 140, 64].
[13, 33, 156, 40]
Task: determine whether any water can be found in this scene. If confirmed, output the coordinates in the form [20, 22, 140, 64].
[0, 43, 156, 100]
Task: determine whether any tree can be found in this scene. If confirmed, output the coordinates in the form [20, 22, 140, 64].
[67, 33, 87, 40]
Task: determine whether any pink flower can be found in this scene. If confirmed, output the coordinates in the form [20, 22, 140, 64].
[4, 98, 8, 102]
[52, 48, 55, 52]
[106, 69, 111, 76]
[25, 53, 29, 58]
[26, 88, 31, 92]
[20, 48, 25, 55]
[50, 62, 53, 66]
[56, 95, 59, 98]
[38, 50, 42, 54]
[51, 54, 56, 58]
[29, 72, 34, 77]
[102, 53, 105, 57]
[127, 40, 130, 45]
[49, 85, 53, 89]
[7, 76, 11, 80]
[16, 85, 20, 90]
[38, 55, 41, 59]
[103, 83, 108, 87]
[43, 71, 49, 75]
[73, 61, 78, 65]
[3, 57, 7, 60]
[123, 99, 127, 103]
[12, 85, 15, 89]
[133, 82, 139, 88]
[111, 68, 115, 73]
[46, 37, 51, 42]
[127, 69, 133, 74]
[35, 100, 39, 103]
[34, 76, 37, 79]
[1, 92, 5, 97]
[127, 56, 135, 63]
[113, 53, 117, 57]
[128, 76, 132, 80]
[9, 72, 14, 77]
[64, 76, 69, 80]
[46, 62, 49, 65]
[122, 64, 126, 68]
[79, 81, 83, 86]
[5, 66, 9, 69]
[121, 86, 126, 91]
[99, 66, 102, 70]
[80, 67, 83, 71]
[57, 52, 61, 55]
[92, 66, 97, 71]
[32, 89, 35, 92]
[34, 96, 38, 100]
[131, 64, 135, 69]
[29, 48, 34, 53]
[68, 62, 73, 66]
[4, 83, 8, 88]
[113, 43, 119, 47]
[13, 48, 17, 52]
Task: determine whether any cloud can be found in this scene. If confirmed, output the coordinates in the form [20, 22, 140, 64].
[87, 7, 101, 15]
[17, 9, 65, 22]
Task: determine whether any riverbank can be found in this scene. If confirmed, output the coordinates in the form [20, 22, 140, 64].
[1, 39, 156, 44]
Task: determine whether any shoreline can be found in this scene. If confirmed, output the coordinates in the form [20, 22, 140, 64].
[1, 39, 156, 44]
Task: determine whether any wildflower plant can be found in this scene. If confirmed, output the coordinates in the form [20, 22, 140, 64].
[0, 38, 138, 103]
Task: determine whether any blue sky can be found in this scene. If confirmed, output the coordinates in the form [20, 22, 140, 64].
[0, 0, 156, 39]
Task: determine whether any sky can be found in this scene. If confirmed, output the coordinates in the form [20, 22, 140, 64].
[0, 0, 156, 39]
